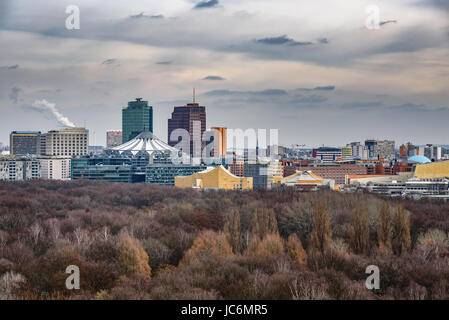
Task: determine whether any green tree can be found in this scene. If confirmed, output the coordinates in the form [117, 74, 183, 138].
[377, 203, 392, 252]
[392, 205, 411, 256]
[224, 210, 243, 254]
[348, 206, 370, 255]
[310, 202, 332, 253]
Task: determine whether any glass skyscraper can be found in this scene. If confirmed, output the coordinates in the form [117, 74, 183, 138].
[122, 98, 153, 143]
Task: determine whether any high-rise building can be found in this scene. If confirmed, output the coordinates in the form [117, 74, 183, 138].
[374, 140, 395, 159]
[106, 130, 123, 149]
[418, 144, 442, 162]
[39, 128, 88, 156]
[10, 131, 41, 155]
[122, 98, 154, 143]
[168, 102, 206, 157]
[209, 127, 227, 157]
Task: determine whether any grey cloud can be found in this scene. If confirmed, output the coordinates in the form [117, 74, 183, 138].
[255, 35, 313, 46]
[129, 13, 164, 19]
[202, 76, 225, 81]
[318, 38, 329, 44]
[156, 61, 173, 65]
[194, 0, 219, 9]
[204, 89, 287, 97]
[8, 87, 21, 103]
[296, 86, 336, 91]
[293, 95, 328, 104]
[379, 20, 398, 27]
[342, 101, 383, 109]
[0, 64, 19, 70]
[102, 59, 119, 66]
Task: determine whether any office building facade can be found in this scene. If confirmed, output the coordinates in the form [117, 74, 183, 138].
[0, 157, 40, 181]
[38, 156, 71, 180]
[168, 102, 206, 157]
[122, 98, 154, 143]
[10, 131, 41, 155]
[39, 128, 88, 156]
[106, 131, 123, 149]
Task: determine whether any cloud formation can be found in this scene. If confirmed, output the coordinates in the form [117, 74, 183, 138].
[255, 35, 313, 46]
[202, 76, 225, 80]
[194, 0, 219, 9]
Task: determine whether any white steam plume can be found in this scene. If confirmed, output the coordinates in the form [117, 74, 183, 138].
[31, 99, 76, 128]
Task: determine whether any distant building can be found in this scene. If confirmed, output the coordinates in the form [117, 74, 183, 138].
[414, 160, 449, 180]
[244, 163, 268, 189]
[229, 158, 245, 177]
[374, 140, 395, 159]
[209, 127, 227, 157]
[364, 139, 395, 159]
[276, 170, 333, 191]
[71, 154, 149, 183]
[39, 128, 88, 156]
[0, 157, 40, 181]
[418, 144, 442, 162]
[10, 131, 41, 155]
[350, 142, 369, 160]
[341, 146, 353, 159]
[284, 163, 368, 185]
[106, 131, 123, 149]
[38, 156, 71, 180]
[146, 164, 207, 186]
[122, 98, 153, 143]
[168, 102, 206, 157]
[175, 166, 252, 190]
[313, 147, 342, 163]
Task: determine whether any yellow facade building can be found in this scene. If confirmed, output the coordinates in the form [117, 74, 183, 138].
[414, 161, 449, 179]
[175, 165, 253, 190]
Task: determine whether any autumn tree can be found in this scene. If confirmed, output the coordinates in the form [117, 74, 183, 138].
[249, 208, 279, 241]
[392, 205, 411, 256]
[286, 234, 307, 265]
[348, 206, 370, 255]
[309, 202, 332, 253]
[181, 230, 233, 265]
[377, 203, 392, 252]
[116, 235, 152, 280]
[245, 233, 285, 257]
[224, 210, 243, 254]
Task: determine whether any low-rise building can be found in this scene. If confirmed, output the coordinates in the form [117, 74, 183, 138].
[38, 156, 71, 180]
[0, 156, 40, 181]
[175, 165, 253, 190]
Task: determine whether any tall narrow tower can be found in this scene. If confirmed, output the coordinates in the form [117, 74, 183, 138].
[122, 98, 154, 143]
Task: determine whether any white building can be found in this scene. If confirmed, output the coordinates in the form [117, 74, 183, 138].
[38, 156, 71, 180]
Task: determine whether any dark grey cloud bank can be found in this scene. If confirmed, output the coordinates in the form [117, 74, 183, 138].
[202, 76, 225, 80]
[194, 0, 220, 9]
[255, 35, 313, 46]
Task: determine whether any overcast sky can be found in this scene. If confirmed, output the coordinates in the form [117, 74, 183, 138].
[1, 0, 448, 148]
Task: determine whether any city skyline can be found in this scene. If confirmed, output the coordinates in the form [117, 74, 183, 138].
[1, 0, 449, 147]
